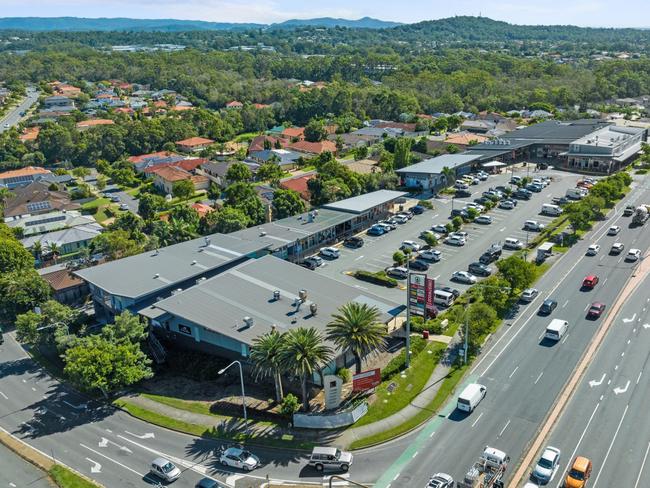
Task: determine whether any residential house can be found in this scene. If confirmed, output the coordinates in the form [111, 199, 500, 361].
[248, 135, 287, 152]
[43, 96, 75, 111]
[252, 103, 271, 109]
[190, 202, 215, 218]
[226, 101, 243, 110]
[50, 82, 82, 98]
[19, 127, 40, 143]
[21, 223, 103, 255]
[427, 131, 490, 152]
[75, 119, 115, 131]
[287, 140, 337, 156]
[342, 159, 381, 175]
[151, 166, 209, 195]
[198, 161, 260, 186]
[279, 174, 314, 202]
[127, 151, 186, 173]
[460, 119, 496, 134]
[39, 266, 89, 306]
[248, 148, 302, 169]
[0, 166, 52, 189]
[3, 181, 80, 220]
[141, 158, 208, 179]
[6, 210, 98, 237]
[175, 136, 214, 153]
[281, 126, 305, 141]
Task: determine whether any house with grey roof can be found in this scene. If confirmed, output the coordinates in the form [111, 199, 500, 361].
[21, 223, 103, 256]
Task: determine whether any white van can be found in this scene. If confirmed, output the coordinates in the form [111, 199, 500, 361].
[541, 203, 562, 216]
[545, 319, 569, 341]
[566, 188, 586, 200]
[457, 383, 487, 413]
[433, 290, 455, 307]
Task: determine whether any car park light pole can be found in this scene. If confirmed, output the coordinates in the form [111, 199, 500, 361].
[218, 360, 248, 433]
[405, 258, 412, 368]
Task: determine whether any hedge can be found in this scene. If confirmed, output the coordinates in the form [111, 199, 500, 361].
[381, 336, 427, 380]
[354, 270, 398, 287]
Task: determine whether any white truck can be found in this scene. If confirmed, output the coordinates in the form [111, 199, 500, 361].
[458, 446, 509, 488]
[632, 205, 650, 226]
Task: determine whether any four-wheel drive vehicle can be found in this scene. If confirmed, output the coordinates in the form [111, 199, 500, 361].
[504, 237, 524, 250]
[623, 205, 635, 216]
[308, 447, 353, 472]
[468, 262, 492, 277]
[385, 266, 408, 279]
[532, 446, 561, 484]
[610, 242, 625, 255]
[539, 299, 558, 315]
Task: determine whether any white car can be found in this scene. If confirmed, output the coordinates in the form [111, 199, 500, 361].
[524, 220, 545, 231]
[451, 271, 477, 284]
[608, 225, 621, 235]
[520, 288, 539, 302]
[394, 214, 409, 224]
[319, 247, 340, 259]
[431, 224, 448, 234]
[475, 215, 492, 225]
[401, 240, 421, 252]
[425, 472, 454, 488]
[445, 235, 466, 246]
[466, 202, 485, 212]
[499, 200, 515, 210]
[451, 231, 468, 239]
[419, 249, 441, 261]
[220, 447, 260, 471]
[626, 248, 641, 261]
[150, 457, 181, 482]
[586, 244, 600, 256]
[477, 171, 488, 180]
[532, 446, 561, 484]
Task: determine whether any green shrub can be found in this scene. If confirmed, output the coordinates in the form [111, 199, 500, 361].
[421, 233, 438, 246]
[452, 216, 463, 230]
[354, 270, 398, 288]
[418, 199, 434, 209]
[410, 316, 445, 334]
[381, 336, 427, 380]
[393, 250, 406, 265]
[466, 207, 479, 220]
[280, 393, 300, 416]
[336, 367, 351, 383]
[636, 169, 648, 175]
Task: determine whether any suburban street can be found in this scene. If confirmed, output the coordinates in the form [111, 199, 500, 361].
[0, 86, 39, 132]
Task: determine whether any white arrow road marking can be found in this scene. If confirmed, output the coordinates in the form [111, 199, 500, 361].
[85, 457, 102, 473]
[589, 374, 606, 387]
[623, 314, 637, 323]
[98, 437, 133, 453]
[614, 380, 631, 395]
[124, 431, 154, 439]
[63, 400, 87, 410]
[80, 444, 144, 477]
[643, 323, 650, 329]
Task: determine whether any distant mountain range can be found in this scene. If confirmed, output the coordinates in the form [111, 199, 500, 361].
[0, 16, 401, 32]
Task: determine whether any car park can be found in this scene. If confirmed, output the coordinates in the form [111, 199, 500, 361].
[308, 447, 353, 472]
[386, 267, 409, 279]
[220, 447, 260, 471]
[626, 248, 641, 261]
[319, 247, 340, 259]
[409, 259, 430, 271]
[607, 225, 621, 235]
[539, 299, 558, 315]
[514, 189, 532, 200]
[586, 244, 600, 256]
[445, 235, 466, 246]
[425, 472, 455, 488]
[532, 446, 561, 484]
[479, 245, 502, 264]
[610, 242, 624, 255]
[475, 215, 492, 225]
[504, 237, 524, 250]
[451, 208, 469, 219]
[401, 240, 421, 252]
[343, 236, 364, 248]
[367, 225, 385, 236]
[582, 275, 599, 289]
[587, 302, 606, 318]
[468, 262, 492, 276]
[520, 288, 539, 302]
[452, 271, 477, 284]
[431, 224, 448, 234]
[524, 220, 545, 231]
[419, 249, 442, 261]
[499, 200, 515, 210]
[150, 457, 181, 482]
[455, 189, 472, 198]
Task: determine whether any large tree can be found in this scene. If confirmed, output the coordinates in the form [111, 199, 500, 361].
[279, 327, 333, 412]
[137, 193, 168, 221]
[172, 179, 195, 200]
[224, 182, 266, 225]
[92, 230, 144, 260]
[214, 207, 249, 233]
[326, 303, 387, 374]
[272, 189, 306, 219]
[250, 329, 286, 403]
[496, 255, 537, 293]
[0, 270, 51, 323]
[304, 119, 327, 142]
[0, 236, 35, 272]
[225, 162, 252, 183]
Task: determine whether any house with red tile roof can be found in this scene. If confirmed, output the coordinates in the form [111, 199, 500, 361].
[190, 202, 214, 218]
[287, 139, 337, 156]
[171, 105, 194, 112]
[248, 135, 287, 153]
[226, 101, 243, 110]
[151, 166, 209, 195]
[252, 103, 271, 109]
[141, 158, 208, 178]
[19, 127, 40, 142]
[127, 151, 186, 172]
[75, 119, 115, 131]
[114, 107, 134, 115]
[0, 166, 52, 189]
[279, 174, 314, 201]
[39, 268, 89, 305]
[281, 127, 305, 140]
[176, 136, 214, 153]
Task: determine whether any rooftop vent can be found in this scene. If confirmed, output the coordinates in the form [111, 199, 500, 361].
[273, 290, 281, 301]
[153, 249, 160, 256]
[309, 303, 318, 316]
[191, 260, 197, 265]
[298, 289, 308, 302]
[153, 273, 160, 279]
[260, 231, 267, 237]
[196, 277, 206, 285]
[239, 316, 254, 330]
[204, 237, 210, 246]
[172, 288, 182, 295]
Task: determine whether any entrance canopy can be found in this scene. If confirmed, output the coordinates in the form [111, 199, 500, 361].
[482, 161, 506, 168]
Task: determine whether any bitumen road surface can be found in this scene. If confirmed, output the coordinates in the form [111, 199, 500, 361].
[314, 166, 581, 303]
[0, 441, 52, 488]
[0, 87, 39, 133]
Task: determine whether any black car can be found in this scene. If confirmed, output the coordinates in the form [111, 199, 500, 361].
[538, 299, 558, 315]
[411, 205, 425, 215]
[455, 189, 472, 198]
[474, 197, 491, 205]
[344, 236, 364, 248]
[451, 208, 469, 218]
[552, 196, 570, 206]
[439, 286, 461, 299]
[195, 478, 220, 488]
[514, 190, 532, 200]
[409, 259, 430, 271]
[468, 262, 492, 277]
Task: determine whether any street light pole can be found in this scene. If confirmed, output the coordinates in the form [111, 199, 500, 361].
[218, 360, 247, 432]
[464, 305, 469, 365]
[405, 258, 411, 369]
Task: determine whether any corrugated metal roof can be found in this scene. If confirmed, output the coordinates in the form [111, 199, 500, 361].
[321, 190, 408, 214]
[395, 154, 483, 176]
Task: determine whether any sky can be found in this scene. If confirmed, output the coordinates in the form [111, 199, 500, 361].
[1, 0, 648, 28]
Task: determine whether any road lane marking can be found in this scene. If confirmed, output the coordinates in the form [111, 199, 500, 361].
[602, 278, 608, 285]
[637, 371, 643, 384]
[85, 457, 102, 473]
[509, 366, 519, 378]
[634, 441, 650, 488]
[0, 391, 7, 399]
[471, 412, 483, 427]
[562, 333, 570, 344]
[613, 380, 630, 395]
[534, 372, 544, 384]
[411, 451, 418, 459]
[498, 419, 511, 437]
[592, 404, 629, 488]
[562, 300, 569, 308]
[117, 435, 208, 475]
[393, 473, 400, 481]
[429, 431, 436, 438]
[499, 227, 506, 232]
[584, 303, 590, 312]
[354, 255, 364, 261]
[589, 374, 606, 387]
[80, 444, 144, 477]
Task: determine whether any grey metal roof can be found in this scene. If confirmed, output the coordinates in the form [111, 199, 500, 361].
[395, 154, 483, 176]
[21, 223, 103, 248]
[321, 190, 408, 214]
[229, 208, 353, 250]
[151, 255, 404, 347]
[75, 233, 269, 299]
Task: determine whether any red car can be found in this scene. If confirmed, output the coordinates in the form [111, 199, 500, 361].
[587, 302, 606, 318]
[582, 275, 599, 289]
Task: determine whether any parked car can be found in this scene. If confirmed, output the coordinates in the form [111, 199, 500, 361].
[610, 242, 625, 255]
[587, 302, 606, 318]
[220, 447, 260, 471]
[607, 225, 621, 235]
[195, 478, 221, 488]
[552, 196, 570, 206]
[526, 183, 543, 192]
[586, 244, 600, 256]
[439, 286, 461, 298]
[150, 457, 181, 482]
[532, 446, 561, 484]
[450, 208, 469, 219]
[445, 235, 466, 246]
[119, 203, 129, 211]
[386, 267, 408, 279]
[409, 259, 430, 271]
[520, 288, 539, 302]
[401, 240, 421, 252]
[582, 275, 599, 289]
[465, 202, 485, 212]
[455, 189, 472, 198]
[504, 237, 524, 250]
[379, 220, 397, 230]
[304, 256, 324, 268]
[425, 473, 455, 488]
[451, 231, 468, 238]
[454, 182, 469, 190]
[514, 189, 532, 200]
[475, 215, 492, 225]
[474, 196, 491, 206]
[344, 236, 364, 248]
[319, 247, 340, 259]
[477, 171, 489, 180]
[393, 214, 409, 224]
[110, 195, 121, 203]
[451, 271, 477, 284]
[431, 224, 449, 234]
[524, 220, 545, 231]
[468, 262, 492, 276]
[626, 248, 641, 261]
[367, 225, 385, 236]
[419, 249, 441, 261]
[539, 299, 558, 315]
[499, 200, 515, 210]
[411, 205, 425, 215]
[420, 230, 441, 241]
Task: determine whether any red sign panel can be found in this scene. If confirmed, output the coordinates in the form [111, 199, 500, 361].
[425, 277, 436, 317]
[352, 368, 381, 392]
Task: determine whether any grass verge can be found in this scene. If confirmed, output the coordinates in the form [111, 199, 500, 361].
[350, 364, 468, 449]
[114, 399, 314, 450]
[50, 465, 101, 488]
[354, 341, 447, 427]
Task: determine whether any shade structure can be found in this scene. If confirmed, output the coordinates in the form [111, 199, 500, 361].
[482, 160, 506, 167]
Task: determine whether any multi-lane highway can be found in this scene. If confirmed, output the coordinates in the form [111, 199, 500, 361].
[0, 441, 52, 488]
[0, 86, 39, 132]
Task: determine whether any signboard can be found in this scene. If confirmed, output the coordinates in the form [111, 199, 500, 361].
[409, 273, 436, 318]
[352, 369, 381, 392]
[324, 374, 343, 409]
[425, 277, 436, 317]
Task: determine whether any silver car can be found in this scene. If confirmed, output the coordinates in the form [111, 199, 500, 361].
[219, 447, 260, 471]
[532, 446, 561, 484]
[150, 457, 181, 482]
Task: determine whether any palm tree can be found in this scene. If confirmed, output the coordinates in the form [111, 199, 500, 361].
[250, 328, 285, 403]
[326, 303, 387, 374]
[441, 166, 455, 186]
[279, 327, 333, 412]
[46, 241, 61, 263]
[32, 240, 43, 261]
[169, 217, 197, 244]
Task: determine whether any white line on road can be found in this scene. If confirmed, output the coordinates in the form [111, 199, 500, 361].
[509, 366, 519, 378]
[498, 419, 511, 437]
[562, 300, 569, 308]
[562, 333, 570, 344]
[80, 444, 144, 477]
[85, 457, 102, 474]
[412, 451, 418, 459]
[534, 372, 544, 384]
[354, 255, 365, 261]
[429, 431, 436, 438]
[637, 371, 643, 384]
[634, 441, 650, 488]
[471, 412, 484, 427]
[555, 403, 600, 488]
[0, 391, 7, 400]
[600, 255, 605, 261]
[393, 473, 400, 481]
[538, 331, 544, 340]
[584, 303, 590, 312]
[603, 278, 608, 285]
[592, 404, 629, 488]
[499, 227, 506, 232]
